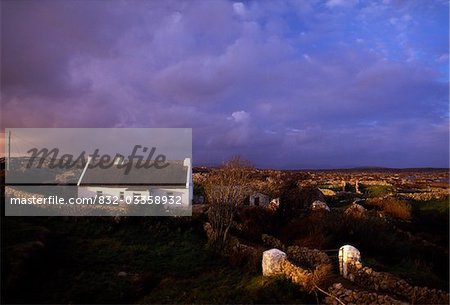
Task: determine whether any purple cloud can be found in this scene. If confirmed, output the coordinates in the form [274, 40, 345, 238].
[1, 0, 448, 168]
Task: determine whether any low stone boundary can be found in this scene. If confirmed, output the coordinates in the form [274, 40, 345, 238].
[280, 258, 314, 290]
[324, 282, 408, 305]
[261, 234, 331, 267]
[346, 261, 449, 305]
[261, 234, 286, 251]
[287, 245, 331, 267]
[261, 238, 449, 304]
[262, 248, 315, 291]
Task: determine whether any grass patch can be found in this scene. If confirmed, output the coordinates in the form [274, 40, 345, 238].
[366, 197, 412, 220]
[138, 272, 313, 304]
[364, 184, 394, 198]
[406, 197, 449, 247]
[411, 198, 449, 215]
[365, 257, 448, 291]
[2, 217, 314, 304]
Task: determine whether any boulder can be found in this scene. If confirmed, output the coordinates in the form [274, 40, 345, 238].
[344, 203, 367, 218]
[268, 198, 280, 212]
[311, 200, 331, 212]
[262, 248, 287, 276]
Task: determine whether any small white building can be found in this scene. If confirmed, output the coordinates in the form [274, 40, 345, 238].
[77, 158, 193, 208]
[248, 192, 270, 207]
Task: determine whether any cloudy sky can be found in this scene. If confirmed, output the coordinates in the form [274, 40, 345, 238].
[1, 0, 449, 169]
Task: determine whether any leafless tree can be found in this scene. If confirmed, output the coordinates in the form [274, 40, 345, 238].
[203, 156, 253, 245]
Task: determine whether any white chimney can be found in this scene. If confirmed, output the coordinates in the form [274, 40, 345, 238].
[77, 156, 92, 186]
[184, 158, 193, 204]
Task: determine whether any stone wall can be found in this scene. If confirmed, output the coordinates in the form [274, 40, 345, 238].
[324, 283, 408, 305]
[261, 238, 449, 305]
[398, 189, 448, 201]
[261, 234, 285, 251]
[346, 261, 449, 305]
[261, 235, 331, 268]
[280, 259, 313, 290]
[286, 245, 331, 267]
[262, 248, 314, 290]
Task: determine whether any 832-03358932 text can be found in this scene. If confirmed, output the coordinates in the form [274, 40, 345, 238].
[8, 195, 183, 205]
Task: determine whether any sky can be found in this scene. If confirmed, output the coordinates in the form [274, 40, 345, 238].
[5, 128, 192, 161]
[1, 0, 449, 169]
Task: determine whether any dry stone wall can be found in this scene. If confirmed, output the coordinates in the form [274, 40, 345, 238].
[260, 237, 449, 305]
[346, 261, 450, 305]
[280, 259, 313, 290]
[262, 248, 313, 290]
[261, 234, 286, 251]
[261, 235, 331, 267]
[287, 245, 331, 267]
[324, 282, 408, 305]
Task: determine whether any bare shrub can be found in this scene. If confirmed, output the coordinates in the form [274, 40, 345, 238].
[367, 197, 412, 220]
[293, 234, 327, 250]
[311, 263, 333, 289]
[203, 156, 253, 245]
[278, 185, 325, 220]
[279, 213, 329, 248]
[237, 206, 274, 242]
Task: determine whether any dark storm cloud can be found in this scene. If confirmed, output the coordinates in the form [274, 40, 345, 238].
[1, 0, 448, 168]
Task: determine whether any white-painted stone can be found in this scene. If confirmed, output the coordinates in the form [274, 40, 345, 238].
[338, 245, 361, 279]
[262, 248, 287, 276]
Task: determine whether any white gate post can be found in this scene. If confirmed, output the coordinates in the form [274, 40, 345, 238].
[338, 245, 361, 279]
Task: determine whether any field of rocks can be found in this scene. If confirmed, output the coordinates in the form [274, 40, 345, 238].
[1, 164, 449, 304]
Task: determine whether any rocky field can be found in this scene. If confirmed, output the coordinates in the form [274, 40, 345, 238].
[1, 166, 449, 304]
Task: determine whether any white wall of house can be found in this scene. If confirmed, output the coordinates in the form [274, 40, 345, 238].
[78, 186, 190, 207]
[249, 192, 270, 207]
[149, 187, 190, 206]
[78, 186, 129, 199]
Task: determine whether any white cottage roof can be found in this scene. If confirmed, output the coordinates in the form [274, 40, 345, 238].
[78, 160, 188, 186]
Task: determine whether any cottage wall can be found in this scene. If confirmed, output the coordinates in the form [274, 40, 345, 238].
[78, 186, 190, 207]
